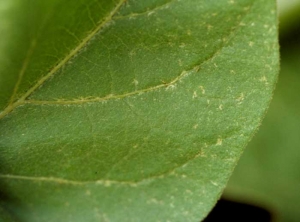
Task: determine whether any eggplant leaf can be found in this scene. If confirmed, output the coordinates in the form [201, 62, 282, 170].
[0, 0, 279, 221]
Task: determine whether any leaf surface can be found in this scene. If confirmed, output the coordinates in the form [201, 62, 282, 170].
[225, 29, 300, 222]
[0, 0, 279, 221]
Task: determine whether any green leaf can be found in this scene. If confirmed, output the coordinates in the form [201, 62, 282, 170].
[225, 31, 300, 221]
[0, 0, 279, 221]
[0, 205, 16, 222]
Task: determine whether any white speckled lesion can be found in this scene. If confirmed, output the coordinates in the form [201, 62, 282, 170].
[114, 0, 177, 20]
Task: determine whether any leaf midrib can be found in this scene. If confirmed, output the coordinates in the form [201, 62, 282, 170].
[0, 0, 126, 120]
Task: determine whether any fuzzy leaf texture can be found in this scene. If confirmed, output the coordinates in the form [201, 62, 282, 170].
[225, 23, 300, 222]
[0, 0, 279, 221]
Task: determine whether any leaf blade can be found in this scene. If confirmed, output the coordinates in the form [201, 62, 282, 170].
[0, 0, 279, 221]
